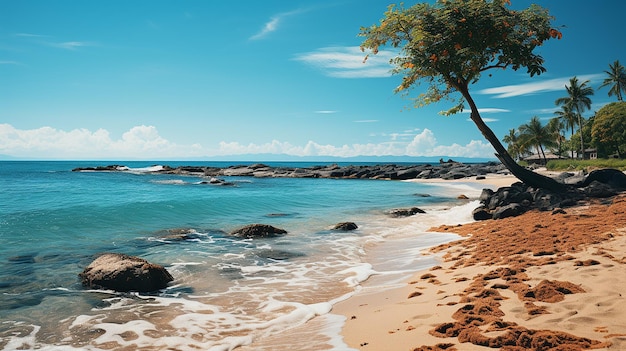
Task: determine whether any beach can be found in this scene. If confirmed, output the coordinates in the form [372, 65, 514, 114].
[335, 174, 626, 350]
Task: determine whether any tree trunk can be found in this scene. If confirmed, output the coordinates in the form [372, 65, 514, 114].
[577, 113, 585, 159]
[459, 86, 568, 192]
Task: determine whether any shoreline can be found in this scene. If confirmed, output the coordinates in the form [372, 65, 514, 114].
[333, 174, 626, 351]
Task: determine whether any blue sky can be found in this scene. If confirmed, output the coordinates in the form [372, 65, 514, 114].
[1, 0, 624, 160]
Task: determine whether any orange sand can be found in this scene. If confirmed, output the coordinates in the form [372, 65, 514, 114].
[336, 194, 626, 350]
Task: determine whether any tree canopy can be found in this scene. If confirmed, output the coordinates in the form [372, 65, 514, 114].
[360, 0, 562, 114]
[591, 102, 626, 158]
[360, 0, 566, 191]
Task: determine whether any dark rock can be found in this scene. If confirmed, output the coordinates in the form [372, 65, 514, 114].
[493, 203, 525, 220]
[255, 249, 305, 261]
[583, 180, 617, 198]
[393, 168, 421, 180]
[79, 253, 173, 293]
[230, 224, 287, 239]
[332, 222, 358, 231]
[580, 169, 626, 190]
[387, 207, 426, 217]
[472, 206, 492, 221]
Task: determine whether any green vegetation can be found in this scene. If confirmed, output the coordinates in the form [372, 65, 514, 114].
[503, 63, 626, 164]
[546, 159, 626, 171]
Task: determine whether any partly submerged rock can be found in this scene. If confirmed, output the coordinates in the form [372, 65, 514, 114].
[331, 222, 358, 231]
[387, 207, 426, 218]
[79, 253, 173, 293]
[230, 224, 287, 239]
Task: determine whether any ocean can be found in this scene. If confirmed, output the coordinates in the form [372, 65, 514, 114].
[0, 161, 487, 350]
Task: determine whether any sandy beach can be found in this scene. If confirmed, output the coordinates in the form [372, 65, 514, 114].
[335, 174, 626, 351]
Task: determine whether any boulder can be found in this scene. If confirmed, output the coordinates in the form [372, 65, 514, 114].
[493, 203, 525, 220]
[472, 206, 492, 221]
[332, 222, 358, 231]
[79, 253, 173, 292]
[581, 168, 626, 190]
[230, 224, 287, 239]
[387, 207, 426, 217]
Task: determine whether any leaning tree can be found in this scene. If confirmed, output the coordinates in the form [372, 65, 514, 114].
[360, 0, 567, 191]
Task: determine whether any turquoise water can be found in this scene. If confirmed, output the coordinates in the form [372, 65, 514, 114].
[0, 161, 481, 350]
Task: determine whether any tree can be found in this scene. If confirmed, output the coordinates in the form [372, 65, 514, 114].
[598, 60, 626, 101]
[546, 117, 566, 157]
[518, 116, 556, 165]
[591, 102, 626, 158]
[555, 77, 594, 159]
[360, 0, 567, 191]
[553, 103, 577, 158]
[502, 129, 523, 161]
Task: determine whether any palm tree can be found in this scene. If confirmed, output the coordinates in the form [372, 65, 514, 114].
[519, 116, 557, 165]
[502, 129, 524, 161]
[546, 117, 566, 157]
[553, 104, 577, 158]
[555, 77, 594, 159]
[599, 60, 626, 101]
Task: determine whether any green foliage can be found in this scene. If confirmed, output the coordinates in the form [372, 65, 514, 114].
[599, 60, 626, 101]
[359, 0, 562, 113]
[591, 101, 626, 157]
[546, 158, 626, 171]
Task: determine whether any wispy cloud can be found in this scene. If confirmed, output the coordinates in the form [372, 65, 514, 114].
[315, 110, 338, 114]
[14, 33, 49, 38]
[478, 74, 604, 98]
[354, 120, 378, 123]
[250, 8, 307, 40]
[50, 41, 92, 50]
[0, 60, 21, 65]
[294, 46, 395, 78]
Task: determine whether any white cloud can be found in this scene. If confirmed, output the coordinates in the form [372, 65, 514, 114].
[478, 74, 604, 98]
[1, 124, 496, 159]
[315, 110, 338, 114]
[294, 46, 395, 78]
[0, 124, 203, 159]
[250, 9, 306, 40]
[218, 128, 495, 158]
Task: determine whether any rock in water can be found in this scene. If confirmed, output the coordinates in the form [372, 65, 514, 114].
[79, 253, 173, 292]
[230, 224, 288, 238]
[332, 222, 358, 231]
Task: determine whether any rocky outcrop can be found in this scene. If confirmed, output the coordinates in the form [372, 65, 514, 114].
[79, 253, 173, 292]
[230, 224, 287, 239]
[474, 168, 626, 220]
[72, 161, 508, 181]
[331, 222, 358, 231]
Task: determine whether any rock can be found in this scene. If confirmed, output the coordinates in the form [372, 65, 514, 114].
[493, 203, 525, 220]
[387, 207, 426, 217]
[581, 168, 626, 190]
[457, 194, 469, 200]
[472, 206, 492, 221]
[230, 224, 287, 239]
[583, 180, 617, 198]
[255, 249, 305, 260]
[332, 222, 358, 231]
[159, 228, 203, 241]
[79, 253, 173, 292]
